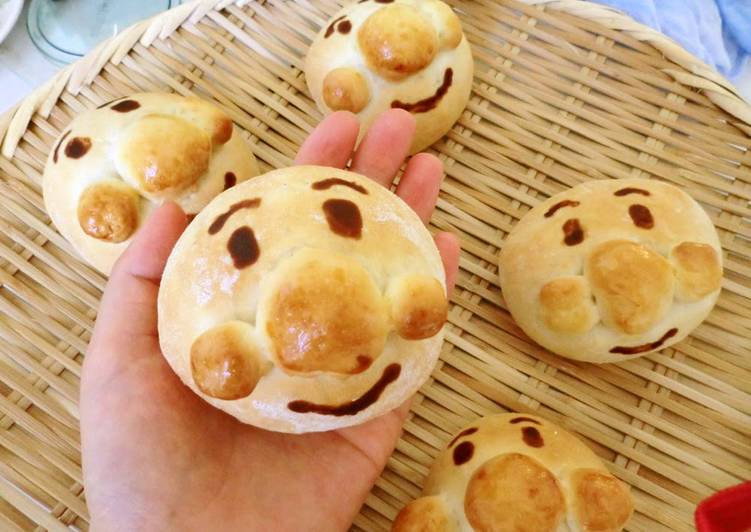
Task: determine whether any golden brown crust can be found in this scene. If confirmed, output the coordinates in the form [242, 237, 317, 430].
[357, 5, 438, 81]
[586, 240, 674, 335]
[464, 453, 565, 532]
[571, 469, 634, 532]
[392, 496, 452, 532]
[388, 275, 448, 340]
[323, 68, 370, 112]
[190, 321, 265, 400]
[670, 241, 722, 301]
[117, 115, 211, 195]
[265, 250, 389, 375]
[538, 277, 598, 333]
[76, 182, 139, 243]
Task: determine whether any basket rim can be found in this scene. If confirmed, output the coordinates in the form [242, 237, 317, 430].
[1, 0, 751, 160]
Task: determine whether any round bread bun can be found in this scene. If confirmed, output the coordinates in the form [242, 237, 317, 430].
[43, 92, 259, 274]
[393, 413, 634, 532]
[157, 165, 448, 433]
[305, 0, 473, 154]
[499, 178, 723, 363]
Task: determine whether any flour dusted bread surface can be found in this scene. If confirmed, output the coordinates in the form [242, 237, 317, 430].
[393, 414, 633, 532]
[157, 166, 447, 433]
[43, 92, 259, 274]
[499, 178, 722, 363]
[305, 0, 473, 154]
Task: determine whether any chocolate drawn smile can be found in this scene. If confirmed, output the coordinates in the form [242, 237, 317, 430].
[610, 328, 678, 355]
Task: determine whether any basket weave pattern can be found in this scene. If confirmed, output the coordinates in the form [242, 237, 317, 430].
[0, 0, 749, 530]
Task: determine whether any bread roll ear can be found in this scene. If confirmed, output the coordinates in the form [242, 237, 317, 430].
[387, 274, 448, 340]
[77, 180, 140, 243]
[392, 496, 454, 532]
[538, 276, 598, 334]
[670, 241, 722, 301]
[190, 321, 268, 400]
[43, 92, 259, 274]
[394, 414, 633, 531]
[571, 469, 634, 531]
[323, 68, 370, 113]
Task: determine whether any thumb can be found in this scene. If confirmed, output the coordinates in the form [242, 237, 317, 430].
[90, 202, 188, 353]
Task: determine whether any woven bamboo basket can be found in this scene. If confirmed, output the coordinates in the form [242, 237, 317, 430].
[0, 0, 749, 530]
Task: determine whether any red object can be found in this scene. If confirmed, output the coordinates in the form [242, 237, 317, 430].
[696, 481, 751, 532]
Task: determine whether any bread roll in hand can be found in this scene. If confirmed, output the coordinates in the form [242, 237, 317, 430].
[157, 166, 448, 433]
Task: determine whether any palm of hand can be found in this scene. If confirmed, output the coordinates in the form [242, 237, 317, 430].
[83, 333, 404, 531]
[81, 110, 459, 531]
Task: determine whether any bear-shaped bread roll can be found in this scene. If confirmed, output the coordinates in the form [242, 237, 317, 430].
[157, 166, 448, 432]
[393, 414, 633, 531]
[43, 92, 259, 274]
[499, 178, 722, 363]
[305, 0, 473, 154]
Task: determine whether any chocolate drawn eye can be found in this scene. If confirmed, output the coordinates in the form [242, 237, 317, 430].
[521, 426, 544, 448]
[629, 204, 653, 229]
[323, 199, 362, 239]
[227, 226, 259, 269]
[224, 172, 237, 190]
[65, 137, 92, 159]
[453, 441, 474, 465]
[562, 218, 584, 246]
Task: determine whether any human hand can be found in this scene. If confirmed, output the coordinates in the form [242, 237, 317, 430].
[80, 109, 460, 531]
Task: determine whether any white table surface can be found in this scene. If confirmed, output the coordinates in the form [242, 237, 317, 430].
[1, 1, 751, 116]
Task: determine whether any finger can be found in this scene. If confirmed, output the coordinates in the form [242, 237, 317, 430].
[435, 231, 460, 295]
[396, 153, 443, 224]
[294, 111, 360, 167]
[94, 203, 188, 345]
[390, 395, 415, 425]
[350, 108, 416, 187]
